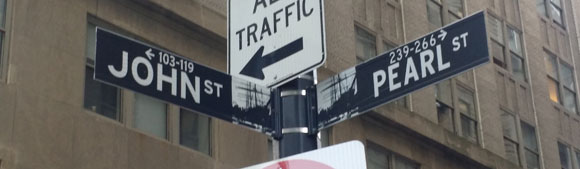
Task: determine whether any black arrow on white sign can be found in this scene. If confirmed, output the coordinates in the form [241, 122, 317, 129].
[240, 38, 304, 80]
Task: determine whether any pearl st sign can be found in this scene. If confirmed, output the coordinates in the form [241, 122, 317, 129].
[94, 28, 274, 134]
[316, 11, 489, 129]
[228, 0, 326, 87]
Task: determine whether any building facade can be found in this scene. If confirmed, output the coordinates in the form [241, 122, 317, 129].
[0, 0, 579, 169]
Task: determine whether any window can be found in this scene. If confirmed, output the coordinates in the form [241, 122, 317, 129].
[489, 15, 506, 67]
[84, 23, 121, 120]
[367, 142, 420, 169]
[446, 0, 463, 17]
[576, 151, 580, 169]
[356, 26, 377, 62]
[427, 0, 443, 27]
[426, 0, 463, 28]
[546, 55, 560, 102]
[560, 65, 577, 113]
[521, 122, 540, 169]
[458, 86, 477, 143]
[180, 109, 211, 155]
[384, 42, 396, 53]
[550, 0, 563, 26]
[489, 16, 528, 82]
[558, 142, 571, 169]
[501, 111, 520, 165]
[545, 54, 578, 114]
[536, 0, 548, 17]
[489, 16, 504, 42]
[437, 101, 455, 131]
[536, 0, 565, 27]
[0, 0, 6, 77]
[508, 28, 522, 55]
[367, 145, 390, 169]
[436, 80, 454, 131]
[393, 156, 419, 169]
[508, 28, 526, 82]
[435, 81, 479, 143]
[134, 93, 167, 139]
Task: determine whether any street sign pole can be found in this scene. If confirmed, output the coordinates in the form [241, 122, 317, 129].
[277, 72, 317, 157]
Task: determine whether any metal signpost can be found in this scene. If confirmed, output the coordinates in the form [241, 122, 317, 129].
[228, 0, 326, 158]
[316, 11, 489, 130]
[94, 28, 274, 134]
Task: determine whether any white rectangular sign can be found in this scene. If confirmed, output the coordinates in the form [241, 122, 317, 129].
[242, 141, 366, 169]
[228, 0, 326, 87]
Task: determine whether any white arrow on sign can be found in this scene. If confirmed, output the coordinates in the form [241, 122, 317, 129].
[145, 48, 154, 60]
[438, 29, 447, 41]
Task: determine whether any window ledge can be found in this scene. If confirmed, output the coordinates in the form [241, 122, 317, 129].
[550, 101, 579, 117]
[82, 109, 124, 126]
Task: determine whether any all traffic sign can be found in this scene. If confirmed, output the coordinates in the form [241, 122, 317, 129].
[94, 28, 274, 134]
[228, 0, 326, 87]
[316, 11, 489, 129]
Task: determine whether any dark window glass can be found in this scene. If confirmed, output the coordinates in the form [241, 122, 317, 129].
[366, 144, 390, 169]
[437, 101, 455, 132]
[180, 109, 211, 155]
[576, 151, 580, 169]
[0, 0, 6, 27]
[504, 139, 520, 165]
[511, 54, 526, 81]
[446, 0, 464, 17]
[501, 112, 518, 140]
[508, 28, 522, 55]
[435, 80, 453, 105]
[367, 142, 420, 169]
[545, 55, 558, 79]
[457, 87, 475, 117]
[550, 3, 563, 26]
[525, 150, 540, 169]
[536, 0, 548, 17]
[521, 122, 538, 151]
[83, 66, 120, 120]
[558, 142, 571, 169]
[488, 16, 504, 42]
[563, 89, 577, 113]
[394, 155, 420, 169]
[427, 0, 443, 27]
[84, 23, 120, 120]
[356, 26, 377, 61]
[460, 114, 478, 143]
[560, 65, 574, 90]
[134, 94, 167, 139]
[384, 42, 396, 53]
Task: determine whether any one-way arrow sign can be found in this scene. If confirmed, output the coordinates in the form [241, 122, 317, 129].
[228, 0, 325, 88]
[240, 38, 304, 80]
[316, 11, 489, 129]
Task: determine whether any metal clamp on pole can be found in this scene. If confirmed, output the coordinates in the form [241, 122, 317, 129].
[297, 74, 314, 81]
[277, 72, 317, 157]
[281, 127, 309, 134]
[280, 89, 306, 97]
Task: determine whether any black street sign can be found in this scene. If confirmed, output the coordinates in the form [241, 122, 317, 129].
[94, 28, 274, 134]
[316, 11, 489, 129]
